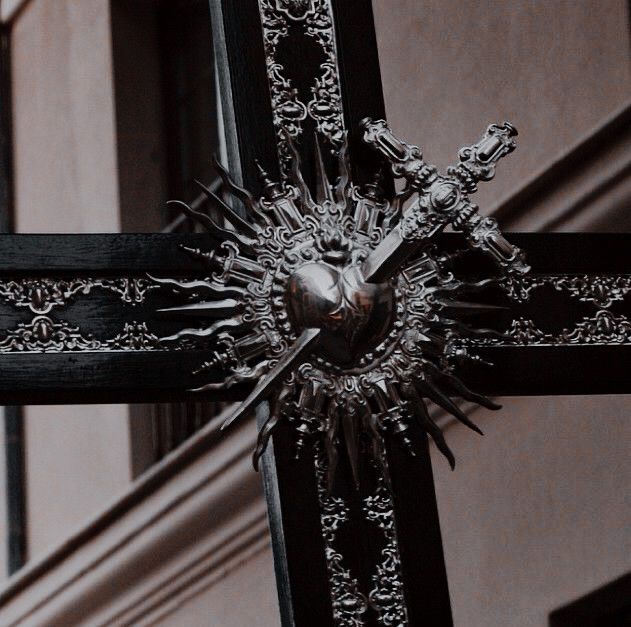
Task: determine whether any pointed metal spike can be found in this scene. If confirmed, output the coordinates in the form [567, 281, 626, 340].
[314, 133, 335, 205]
[194, 179, 259, 238]
[416, 379, 484, 436]
[157, 299, 241, 318]
[220, 328, 321, 431]
[403, 384, 455, 470]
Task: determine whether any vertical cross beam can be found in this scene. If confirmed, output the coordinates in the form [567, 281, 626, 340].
[210, 2, 453, 624]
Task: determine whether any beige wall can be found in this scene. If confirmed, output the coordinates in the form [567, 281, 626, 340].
[432, 396, 631, 627]
[373, 0, 631, 216]
[10, 0, 132, 560]
[374, 2, 631, 624]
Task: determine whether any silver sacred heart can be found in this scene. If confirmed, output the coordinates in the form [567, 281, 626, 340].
[286, 262, 395, 366]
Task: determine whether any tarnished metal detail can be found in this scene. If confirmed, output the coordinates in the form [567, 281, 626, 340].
[158, 128, 518, 470]
[0, 277, 156, 314]
[503, 274, 631, 308]
[314, 445, 368, 626]
[258, 0, 345, 163]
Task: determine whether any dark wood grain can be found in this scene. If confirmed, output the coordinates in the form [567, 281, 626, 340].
[0, 233, 215, 275]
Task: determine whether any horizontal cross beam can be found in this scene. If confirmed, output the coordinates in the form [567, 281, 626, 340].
[0, 233, 628, 404]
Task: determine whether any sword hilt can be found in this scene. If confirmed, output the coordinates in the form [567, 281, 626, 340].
[361, 118, 528, 276]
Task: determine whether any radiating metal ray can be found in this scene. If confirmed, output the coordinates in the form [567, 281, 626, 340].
[212, 155, 267, 223]
[253, 383, 293, 471]
[167, 200, 256, 251]
[220, 328, 321, 431]
[324, 400, 339, 492]
[160, 316, 244, 342]
[193, 360, 270, 393]
[402, 383, 455, 469]
[148, 275, 246, 299]
[194, 179, 260, 238]
[157, 299, 241, 317]
[432, 278, 497, 295]
[415, 379, 483, 435]
[424, 361, 501, 410]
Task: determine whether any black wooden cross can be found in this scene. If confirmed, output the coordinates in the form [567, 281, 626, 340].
[1, 2, 629, 626]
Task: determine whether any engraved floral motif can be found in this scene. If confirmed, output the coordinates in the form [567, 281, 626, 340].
[464, 310, 631, 347]
[363, 481, 408, 626]
[503, 275, 631, 308]
[314, 445, 368, 627]
[0, 277, 156, 314]
[258, 0, 345, 165]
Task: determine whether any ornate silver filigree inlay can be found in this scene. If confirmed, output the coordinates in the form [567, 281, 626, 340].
[503, 274, 631, 308]
[0, 317, 162, 353]
[363, 478, 408, 626]
[258, 0, 344, 164]
[0, 316, 101, 352]
[464, 310, 631, 347]
[0, 277, 156, 314]
[314, 445, 368, 626]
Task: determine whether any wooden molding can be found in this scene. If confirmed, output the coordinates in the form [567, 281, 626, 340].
[492, 101, 631, 232]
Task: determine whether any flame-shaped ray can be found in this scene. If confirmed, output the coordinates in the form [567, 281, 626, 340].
[334, 134, 350, 209]
[148, 275, 246, 299]
[167, 200, 256, 251]
[283, 130, 317, 215]
[401, 382, 455, 469]
[423, 361, 501, 410]
[415, 378, 483, 435]
[212, 155, 270, 225]
[194, 179, 260, 238]
[314, 135, 335, 206]
[193, 360, 270, 393]
[160, 316, 245, 342]
[253, 382, 293, 471]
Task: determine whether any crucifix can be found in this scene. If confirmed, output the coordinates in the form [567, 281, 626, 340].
[0, 2, 629, 626]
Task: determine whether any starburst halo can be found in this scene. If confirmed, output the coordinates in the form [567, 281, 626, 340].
[154, 121, 529, 487]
